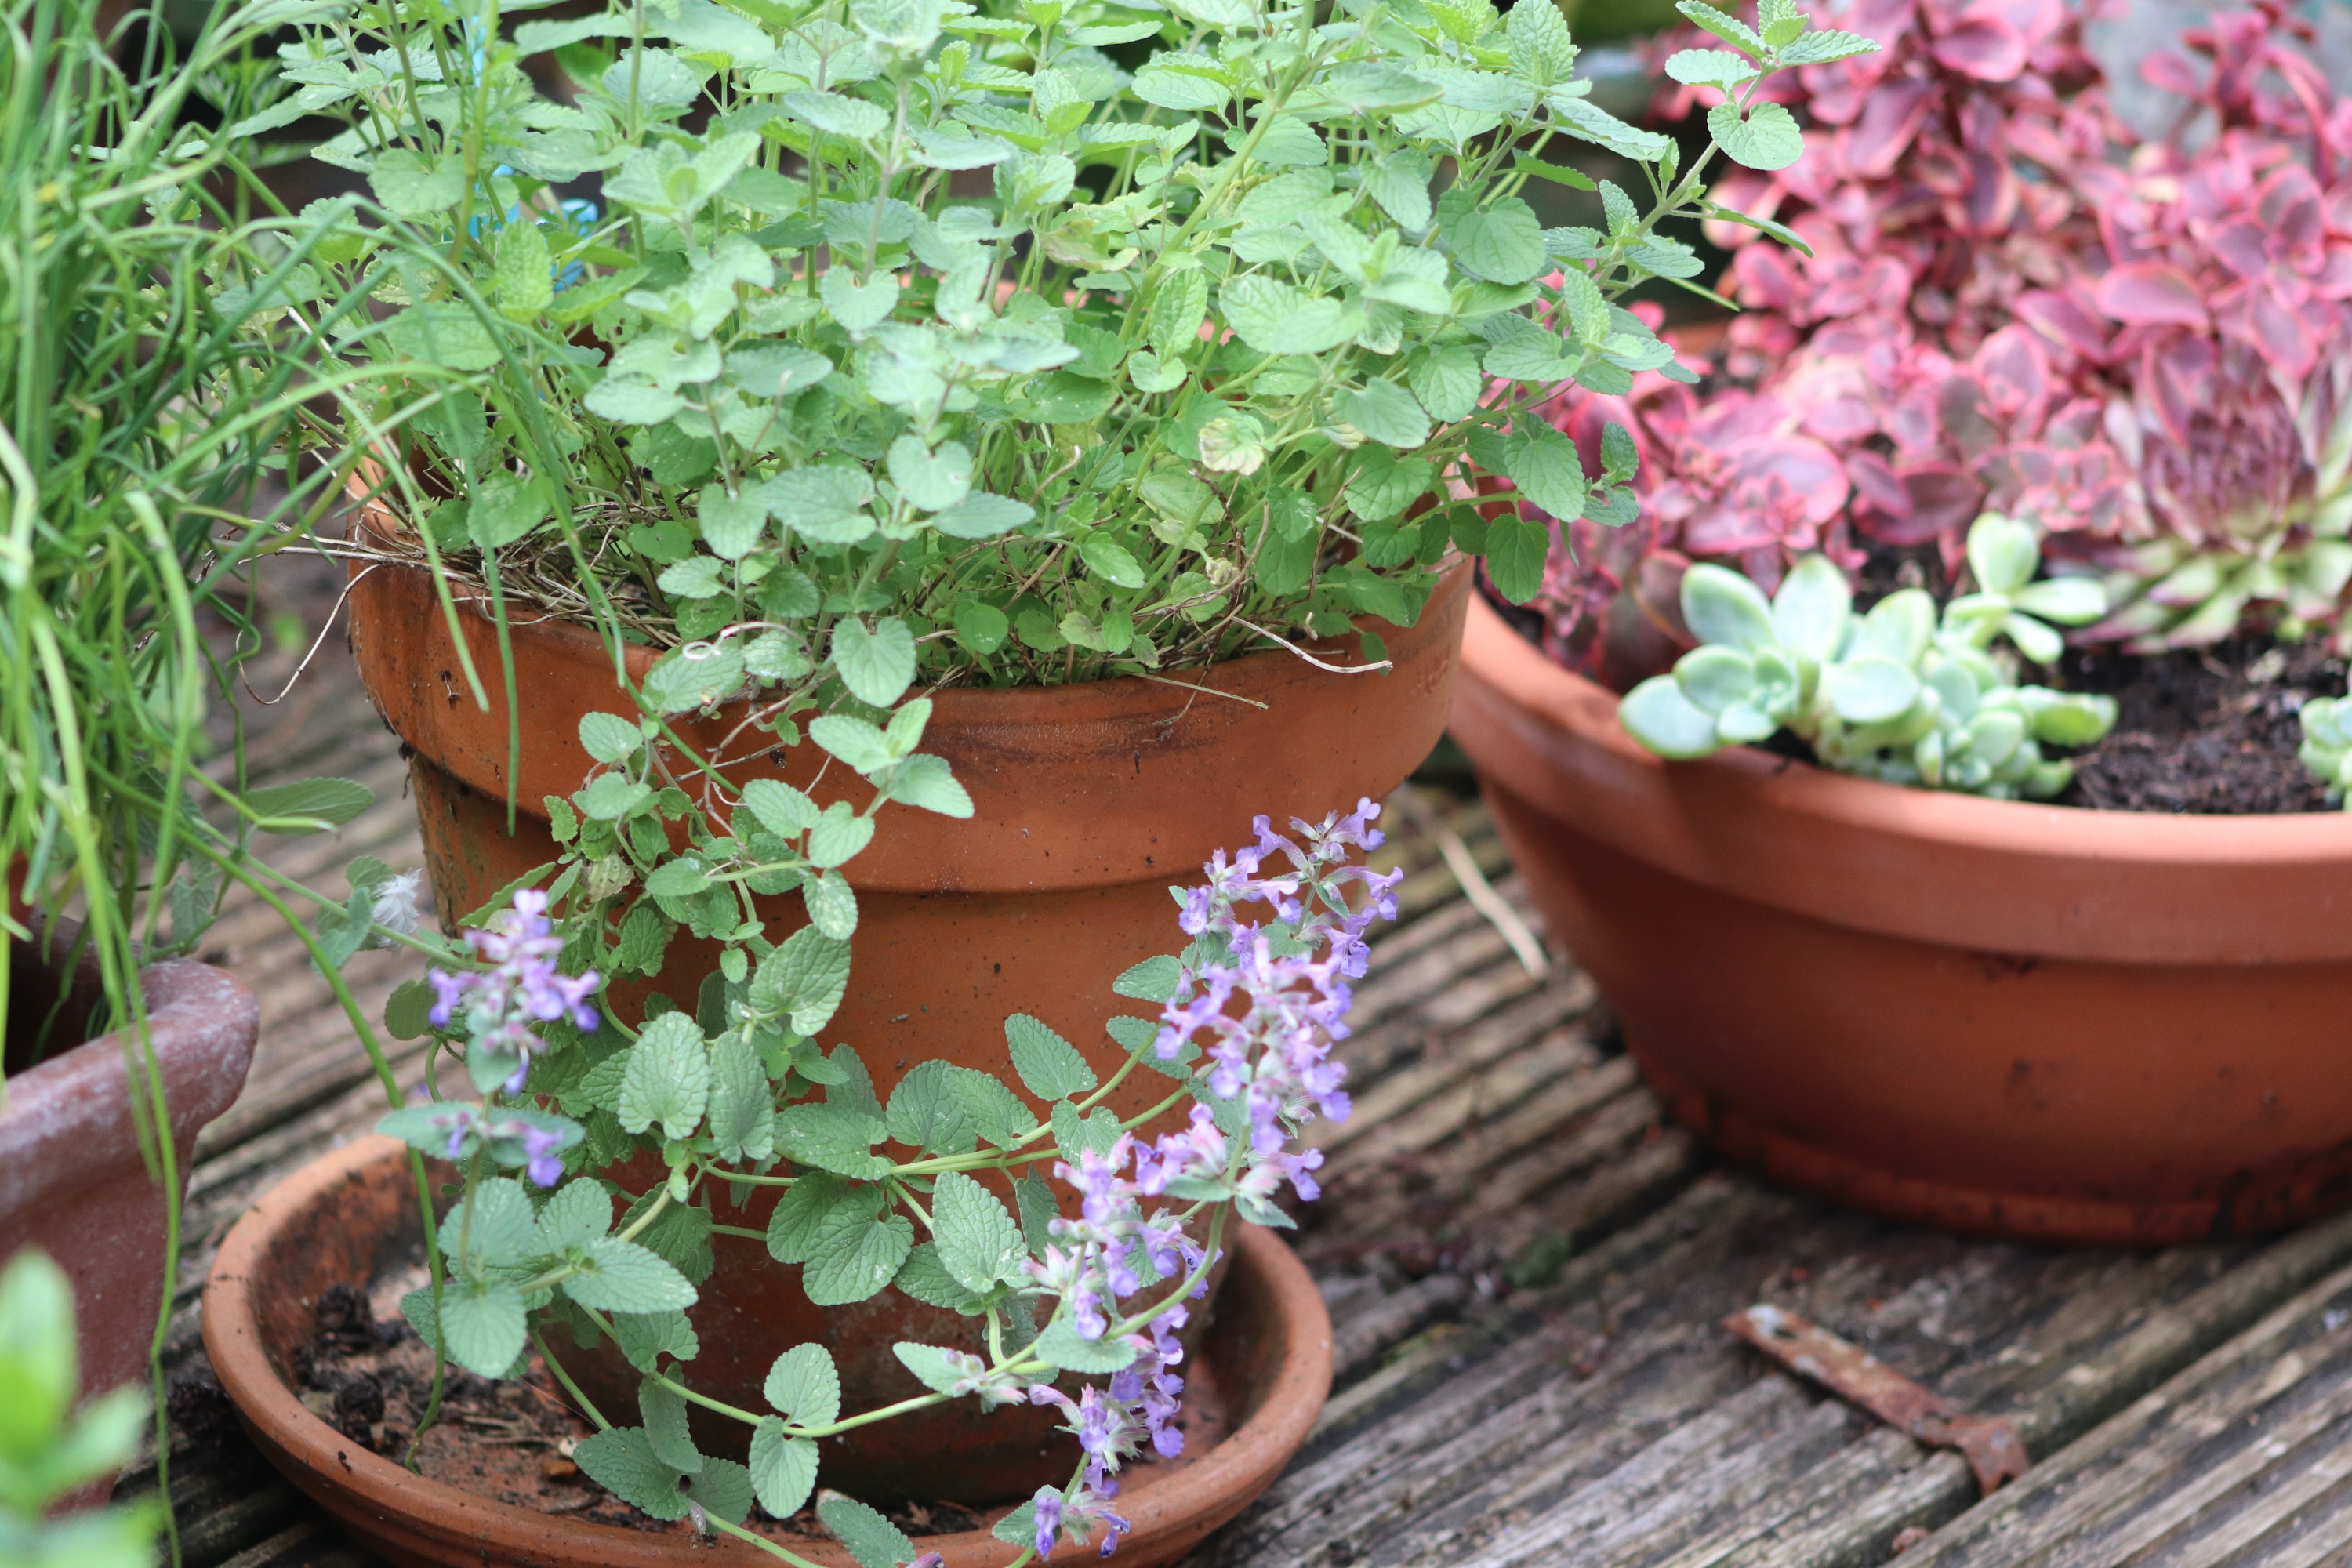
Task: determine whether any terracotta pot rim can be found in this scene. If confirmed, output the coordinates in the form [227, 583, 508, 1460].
[0, 952, 259, 1212]
[355, 507, 1456, 714]
[1463, 590, 2352, 858]
[203, 1135, 1334, 1567]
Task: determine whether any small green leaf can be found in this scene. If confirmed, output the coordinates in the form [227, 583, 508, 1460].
[575, 1427, 691, 1520]
[818, 1493, 919, 1568]
[616, 1013, 710, 1139]
[563, 1239, 699, 1313]
[1483, 515, 1548, 605]
[764, 1341, 843, 1426]
[437, 1277, 528, 1377]
[830, 619, 918, 707]
[248, 776, 374, 831]
[1004, 1014, 1098, 1100]
[806, 804, 877, 868]
[579, 712, 646, 764]
[1445, 195, 1547, 285]
[1112, 955, 1181, 1003]
[931, 1171, 1025, 1293]
[1501, 423, 1588, 524]
[1708, 99, 1806, 172]
[804, 1201, 915, 1306]
[750, 927, 851, 1035]
[750, 1419, 819, 1516]
[1035, 1316, 1138, 1374]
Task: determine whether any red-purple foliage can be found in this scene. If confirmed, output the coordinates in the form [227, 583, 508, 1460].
[1531, 0, 2352, 679]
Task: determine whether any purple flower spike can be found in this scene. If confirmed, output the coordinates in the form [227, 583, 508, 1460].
[1033, 1487, 1064, 1558]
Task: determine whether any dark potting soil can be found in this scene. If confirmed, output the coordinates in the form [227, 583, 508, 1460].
[1482, 569, 2347, 815]
[2053, 637, 2347, 815]
[289, 1268, 996, 1545]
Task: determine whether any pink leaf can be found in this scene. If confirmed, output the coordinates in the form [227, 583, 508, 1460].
[2092, 263, 2212, 329]
[1933, 16, 2028, 82]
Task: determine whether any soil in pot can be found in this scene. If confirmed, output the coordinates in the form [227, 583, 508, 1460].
[279, 1252, 1240, 1552]
[2056, 636, 2347, 815]
[205, 1137, 1333, 1568]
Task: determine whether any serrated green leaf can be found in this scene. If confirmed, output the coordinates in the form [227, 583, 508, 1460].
[564, 1238, 699, 1313]
[740, 778, 822, 837]
[1708, 99, 1806, 172]
[1502, 423, 1588, 523]
[764, 1342, 843, 1426]
[931, 1171, 1025, 1293]
[804, 1201, 915, 1305]
[536, 1179, 615, 1253]
[1035, 1316, 1139, 1374]
[1004, 1014, 1098, 1100]
[1330, 380, 1432, 450]
[575, 1427, 691, 1520]
[1112, 954, 1182, 1003]
[706, 1036, 776, 1164]
[1444, 196, 1546, 285]
[437, 1277, 528, 1377]
[894, 1242, 989, 1310]
[750, 927, 851, 1035]
[766, 1171, 848, 1265]
[750, 1419, 819, 1516]
[806, 804, 876, 868]
[578, 712, 645, 764]
[1484, 515, 1549, 604]
[829, 619, 918, 706]
[819, 1493, 918, 1568]
[886, 1059, 982, 1154]
[448, 1178, 539, 1268]
[616, 1012, 710, 1139]
[641, 1378, 704, 1474]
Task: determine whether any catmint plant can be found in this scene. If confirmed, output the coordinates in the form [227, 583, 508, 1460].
[266, 0, 1871, 706]
[1619, 514, 2117, 798]
[376, 802, 1399, 1564]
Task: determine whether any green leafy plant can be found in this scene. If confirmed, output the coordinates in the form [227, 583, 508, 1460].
[274, 0, 1871, 706]
[0, 1249, 161, 1568]
[1619, 514, 2118, 798]
[377, 805, 1396, 1565]
[0, 1, 488, 1553]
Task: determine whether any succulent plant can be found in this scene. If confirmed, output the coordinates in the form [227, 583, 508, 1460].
[1620, 514, 2117, 797]
[2297, 695, 2352, 806]
[1531, 0, 2352, 684]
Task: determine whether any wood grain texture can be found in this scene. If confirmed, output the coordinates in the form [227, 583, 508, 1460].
[133, 633, 2352, 1568]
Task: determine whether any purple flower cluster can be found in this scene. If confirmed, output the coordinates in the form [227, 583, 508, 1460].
[1023, 801, 1400, 1559]
[1159, 797, 1399, 1203]
[427, 890, 600, 1095]
[420, 1102, 569, 1187]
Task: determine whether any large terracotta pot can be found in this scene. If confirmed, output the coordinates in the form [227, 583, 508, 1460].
[347, 557, 1465, 1497]
[1449, 591, 2352, 1246]
[204, 1136, 1334, 1568]
[2, 920, 260, 1497]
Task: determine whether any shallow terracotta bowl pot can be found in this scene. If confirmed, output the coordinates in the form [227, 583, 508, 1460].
[1449, 593, 2352, 1245]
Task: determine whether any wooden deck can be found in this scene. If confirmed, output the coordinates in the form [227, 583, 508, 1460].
[129, 597, 2352, 1568]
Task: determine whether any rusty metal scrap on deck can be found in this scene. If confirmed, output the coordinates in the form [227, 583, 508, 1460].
[1725, 1303, 2030, 1496]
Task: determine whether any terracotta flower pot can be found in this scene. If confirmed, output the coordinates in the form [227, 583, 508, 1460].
[344, 557, 1463, 1497]
[2, 920, 260, 1497]
[1448, 590, 2352, 1245]
[203, 1135, 1333, 1568]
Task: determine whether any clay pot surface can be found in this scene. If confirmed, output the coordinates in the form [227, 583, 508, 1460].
[347, 554, 1461, 1495]
[203, 1135, 1334, 1568]
[1450, 590, 2352, 1245]
[2, 922, 259, 1496]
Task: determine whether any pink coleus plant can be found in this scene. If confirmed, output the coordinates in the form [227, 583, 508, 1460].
[1528, 0, 2352, 679]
